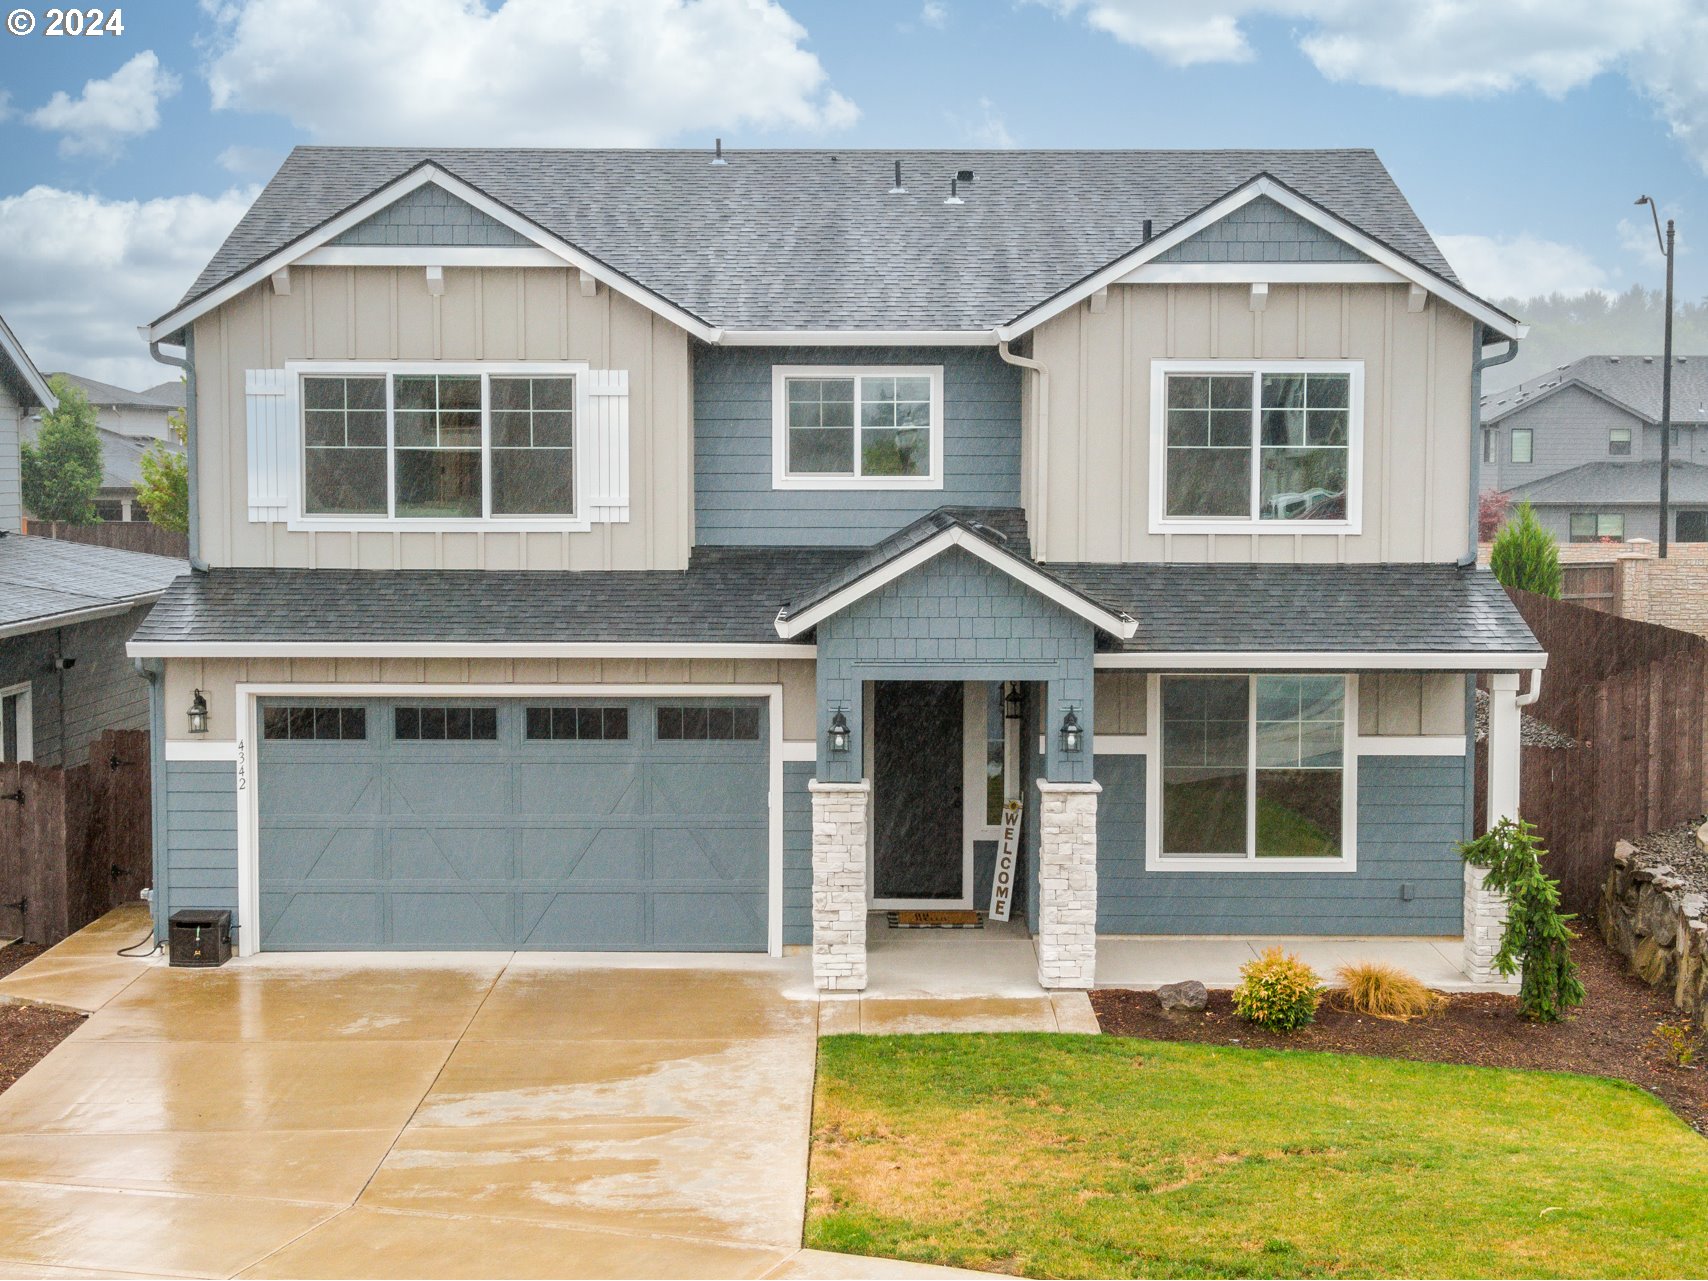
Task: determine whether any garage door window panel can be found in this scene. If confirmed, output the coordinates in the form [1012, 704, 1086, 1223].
[394, 705, 499, 741]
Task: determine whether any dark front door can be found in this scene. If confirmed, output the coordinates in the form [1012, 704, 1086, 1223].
[872, 681, 964, 903]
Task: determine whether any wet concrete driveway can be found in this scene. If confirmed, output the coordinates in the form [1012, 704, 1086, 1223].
[0, 949, 837, 1278]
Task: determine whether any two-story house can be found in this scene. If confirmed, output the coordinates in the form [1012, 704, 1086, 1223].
[129, 147, 1541, 991]
[1481, 355, 1708, 543]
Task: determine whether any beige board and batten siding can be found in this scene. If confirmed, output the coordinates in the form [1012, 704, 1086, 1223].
[1094, 670, 1464, 737]
[1027, 282, 1475, 563]
[162, 656, 817, 743]
[193, 266, 693, 571]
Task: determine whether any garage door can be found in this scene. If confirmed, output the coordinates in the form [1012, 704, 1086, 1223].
[255, 697, 769, 951]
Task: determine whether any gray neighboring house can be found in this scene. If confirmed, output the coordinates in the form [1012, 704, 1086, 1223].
[52, 372, 183, 442]
[1481, 355, 1708, 543]
[0, 314, 184, 766]
[19, 418, 184, 525]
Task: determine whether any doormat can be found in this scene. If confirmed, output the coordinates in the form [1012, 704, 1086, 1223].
[887, 910, 984, 929]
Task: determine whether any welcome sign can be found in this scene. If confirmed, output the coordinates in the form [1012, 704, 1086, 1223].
[989, 799, 1022, 922]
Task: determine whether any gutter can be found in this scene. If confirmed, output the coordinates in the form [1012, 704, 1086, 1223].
[143, 329, 207, 573]
[0, 594, 163, 642]
[1463, 322, 1520, 567]
[997, 340, 1048, 560]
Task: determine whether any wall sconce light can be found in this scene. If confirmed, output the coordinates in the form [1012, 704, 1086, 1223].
[1059, 706, 1083, 755]
[828, 707, 851, 754]
[1002, 681, 1024, 721]
[187, 689, 209, 736]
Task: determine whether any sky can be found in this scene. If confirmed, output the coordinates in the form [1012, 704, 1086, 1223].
[0, 0, 1702, 390]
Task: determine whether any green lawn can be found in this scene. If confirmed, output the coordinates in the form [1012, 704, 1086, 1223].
[807, 1035, 1708, 1279]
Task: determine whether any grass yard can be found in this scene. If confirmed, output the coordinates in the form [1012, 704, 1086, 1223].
[807, 1034, 1708, 1279]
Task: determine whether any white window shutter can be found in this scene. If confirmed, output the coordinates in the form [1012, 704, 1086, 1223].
[584, 369, 630, 523]
[244, 369, 289, 522]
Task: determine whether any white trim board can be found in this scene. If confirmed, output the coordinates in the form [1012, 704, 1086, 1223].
[1094, 652, 1548, 672]
[0, 317, 56, 409]
[0, 594, 163, 643]
[996, 175, 1525, 342]
[295, 246, 566, 268]
[1352, 734, 1467, 757]
[164, 739, 240, 762]
[774, 525, 1137, 640]
[227, 681, 787, 960]
[0, 682, 33, 763]
[1122, 263, 1407, 285]
[129, 641, 817, 660]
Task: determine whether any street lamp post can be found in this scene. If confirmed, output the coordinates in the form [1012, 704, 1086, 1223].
[1636, 195, 1676, 557]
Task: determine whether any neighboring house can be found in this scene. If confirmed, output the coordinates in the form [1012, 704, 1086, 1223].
[20, 419, 185, 523]
[1481, 355, 1708, 543]
[52, 373, 184, 442]
[0, 315, 184, 766]
[129, 147, 1540, 991]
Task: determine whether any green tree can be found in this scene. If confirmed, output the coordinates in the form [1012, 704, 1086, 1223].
[136, 399, 189, 533]
[1461, 818, 1585, 1022]
[1489, 501, 1562, 598]
[21, 374, 104, 524]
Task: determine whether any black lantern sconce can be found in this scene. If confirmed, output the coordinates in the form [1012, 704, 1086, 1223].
[1059, 706, 1083, 755]
[828, 707, 851, 754]
[1002, 681, 1024, 721]
[187, 689, 210, 736]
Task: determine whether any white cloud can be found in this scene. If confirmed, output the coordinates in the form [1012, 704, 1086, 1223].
[959, 97, 1016, 149]
[26, 51, 181, 157]
[1437, 232, 1611, 301]
[216, 143, 283, 175]
[202, 0, 859, 146]
[0, 185, 256, 388]
[1038, 1, 1708, 171]
[921, 2, 948, 29]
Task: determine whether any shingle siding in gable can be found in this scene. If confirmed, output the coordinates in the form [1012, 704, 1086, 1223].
[1155, 196, 1370, 265]
[693, 346, 1022, 546]
[331, 183, 530, 248]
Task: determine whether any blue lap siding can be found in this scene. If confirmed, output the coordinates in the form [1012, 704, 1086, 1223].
[783, 760, 812, 945]
[1094, 754, 1467, 935]
[158, 759, 240, 937]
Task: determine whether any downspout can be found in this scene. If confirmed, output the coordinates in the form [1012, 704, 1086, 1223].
[1463, 322, 1520, 567]
[143, 328, 207, 573]
[997, 339, 1047, 557]
[135, 657, 166, 941]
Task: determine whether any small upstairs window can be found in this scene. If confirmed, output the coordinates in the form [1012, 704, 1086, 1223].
[1609, 426, 1632, 457]
[1510, 427, 1533, 465]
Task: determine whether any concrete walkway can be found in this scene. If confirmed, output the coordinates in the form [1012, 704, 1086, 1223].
[0, 913, 991, 1279]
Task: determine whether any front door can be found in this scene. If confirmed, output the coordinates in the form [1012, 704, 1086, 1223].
[870, 680, 965, 906]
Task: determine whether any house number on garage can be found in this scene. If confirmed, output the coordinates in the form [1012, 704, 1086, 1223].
[989, 799, 1022, 922]
[235, 738, 247, 791]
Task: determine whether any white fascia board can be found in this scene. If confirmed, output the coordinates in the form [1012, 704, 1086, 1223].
[146, 164, 721, 345]
[1121, 263, 1406, 285]
[718, 329, 999, 347]
[1093, 651, 1549, 671]
[996, 177, 1525, 342]
[0, 317, 56, 410]
[126, 640, 817, 660]
[295, 246, 567, 268]
[774, 526, 1138, 640]
[1, 594, 163, 642]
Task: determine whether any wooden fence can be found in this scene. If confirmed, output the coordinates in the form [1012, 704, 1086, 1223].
[1559, 562, 1618, 613]
[22, 519, 188, 559]
[1477, 589, 1707, 913]
[0, 729, 152, 946]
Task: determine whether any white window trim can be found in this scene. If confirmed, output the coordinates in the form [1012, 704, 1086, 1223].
[284, 360, 593, 533]
[771, 364, 945, 491]
[1144, 671, 1359, 873]
[1148, 359, 1364, 536]
[0, 682, 33, 763]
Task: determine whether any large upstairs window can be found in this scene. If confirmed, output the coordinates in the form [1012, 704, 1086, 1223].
[772, 365, 944, 490]
[1151, 361, 1361, 532]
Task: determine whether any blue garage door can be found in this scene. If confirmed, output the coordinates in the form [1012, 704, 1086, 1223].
[256, 697, 768, 951]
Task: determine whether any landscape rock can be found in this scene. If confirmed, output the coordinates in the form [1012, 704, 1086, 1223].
[1156, 980, 1208, 1015]
[1602, 837, 1708, 1027]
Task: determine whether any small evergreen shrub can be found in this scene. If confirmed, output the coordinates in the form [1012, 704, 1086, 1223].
[1460, 817, 1585, 1022]
[1232, 947, 1321, 1032]
[1333, 962, 1444, 1022]
[1489, 501, 1562, 598]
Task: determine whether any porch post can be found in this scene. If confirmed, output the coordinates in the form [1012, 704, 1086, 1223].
[1035, 779, 1099, 989]
[1465, 672, 1521, 983]
[809, 779, 870, 992]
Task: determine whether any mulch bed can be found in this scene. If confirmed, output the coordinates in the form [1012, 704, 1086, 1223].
[0, 943, 86, 1095]
[1091, 934, 1708, 1134]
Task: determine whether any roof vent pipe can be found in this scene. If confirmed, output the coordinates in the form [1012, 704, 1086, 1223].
[944, 178, 963, 206]
[710, 138, 727, 166]
[890, 160, 906, 194]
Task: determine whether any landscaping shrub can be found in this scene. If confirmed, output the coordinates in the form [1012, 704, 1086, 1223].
[1652, 1019, 1701, 1068]
[1333, 962, 1444, 1021]
[1232, 947, 1321, 1031]
[1488, 501, 1562, 598]
[1461, 817, 1585, 1022]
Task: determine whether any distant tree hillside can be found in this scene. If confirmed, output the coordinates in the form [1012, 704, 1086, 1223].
[1483, 286, 1708, 393]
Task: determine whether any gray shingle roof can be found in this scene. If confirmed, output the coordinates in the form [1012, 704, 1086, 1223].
[1504, 460, 1708, 505]
[0, 534, 185, 637]
[1482, 355, 1708, 426]
[170, 147, 1462, 333]
[20, 422, 181, 491]
[51, 373, 184, 411]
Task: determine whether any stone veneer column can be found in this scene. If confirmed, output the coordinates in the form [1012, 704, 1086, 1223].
[809, 779, 870, 992]
[1465, 671, 1522, 984]
[1035, 779, 1100, 989]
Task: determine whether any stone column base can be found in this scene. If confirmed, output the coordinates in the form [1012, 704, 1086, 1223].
[1036, 779, 1100, 990]
[810, 779, 870, 992]
[1462, 862, 1509, 984]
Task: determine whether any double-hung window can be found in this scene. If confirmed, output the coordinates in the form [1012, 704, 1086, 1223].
[773, 366, 943, 489]
[1608, 427, 1632, 456]
[1152, 362, 1361, 530]
[298, 366, 579, 523]
[1152, 673, 1352, 869]
[1510, 427, 1533, 465]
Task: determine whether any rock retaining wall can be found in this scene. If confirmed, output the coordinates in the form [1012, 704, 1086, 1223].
[1599, 837, 1708, 1025]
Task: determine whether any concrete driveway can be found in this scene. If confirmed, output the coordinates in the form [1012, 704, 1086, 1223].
[0, 930, 949, 1280]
